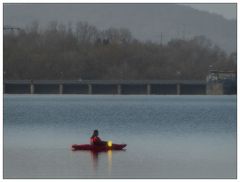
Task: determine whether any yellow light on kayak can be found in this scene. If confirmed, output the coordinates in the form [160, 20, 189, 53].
[107, 141, 112, 147]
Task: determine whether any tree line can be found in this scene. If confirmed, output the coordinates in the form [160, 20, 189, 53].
[3, 21, 237, 80]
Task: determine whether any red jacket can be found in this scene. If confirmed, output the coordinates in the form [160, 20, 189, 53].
[90, 136, 102, 144]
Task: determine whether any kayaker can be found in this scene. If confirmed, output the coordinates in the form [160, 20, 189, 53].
[90, 130, 107, 146]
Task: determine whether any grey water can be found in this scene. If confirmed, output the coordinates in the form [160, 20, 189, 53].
[3, 95, 236, 179]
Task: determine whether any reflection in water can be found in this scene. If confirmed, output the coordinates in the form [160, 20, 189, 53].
[90, 150, 124, 177]
[90, 150, 112, 176]
[107, 150, 112, 176]
[90, 151, 99, 171]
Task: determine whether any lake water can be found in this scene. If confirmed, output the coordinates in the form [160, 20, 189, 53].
[3, 95, 237, 179]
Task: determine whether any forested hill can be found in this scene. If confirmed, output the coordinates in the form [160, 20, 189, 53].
[3, 22, 236, 80]
[4, 4, 236, 53]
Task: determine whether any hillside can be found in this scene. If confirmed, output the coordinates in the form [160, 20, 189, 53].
[4, 3, 236, 54]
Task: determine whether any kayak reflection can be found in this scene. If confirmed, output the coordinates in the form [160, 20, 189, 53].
[71, 142, 127, 177]
[90, 150, 126, 176]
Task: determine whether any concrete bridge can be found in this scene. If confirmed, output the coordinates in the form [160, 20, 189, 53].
[4, 80, 207, 95]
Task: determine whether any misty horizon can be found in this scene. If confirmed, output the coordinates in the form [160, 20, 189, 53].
[3, 3, 237, 53]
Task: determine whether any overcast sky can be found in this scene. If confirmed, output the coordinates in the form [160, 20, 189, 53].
[185, 3, 236, 20]
[4, 3, 237, 22]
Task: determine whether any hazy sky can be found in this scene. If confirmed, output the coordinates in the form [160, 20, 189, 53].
[185, 4, 236, 20]
[4, 3, 237, 22]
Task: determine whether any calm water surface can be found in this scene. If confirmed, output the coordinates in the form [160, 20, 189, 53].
[4, 95, 237, 178]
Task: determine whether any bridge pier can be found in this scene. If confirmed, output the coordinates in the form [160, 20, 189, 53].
[207, 83, 223, 95]
[177, 83, 181, 95]
[88, 84, 92, 94]
[147, 84, 151, 95]
[117, 84, 122, 95]
[30, 84, 34, 94]
[59, 84, 63, 94]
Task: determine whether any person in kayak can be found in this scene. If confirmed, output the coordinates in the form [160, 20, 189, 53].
[90, 130, 107, 146]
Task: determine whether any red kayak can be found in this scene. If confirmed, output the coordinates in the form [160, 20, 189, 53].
[72, 143, 127, 151]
